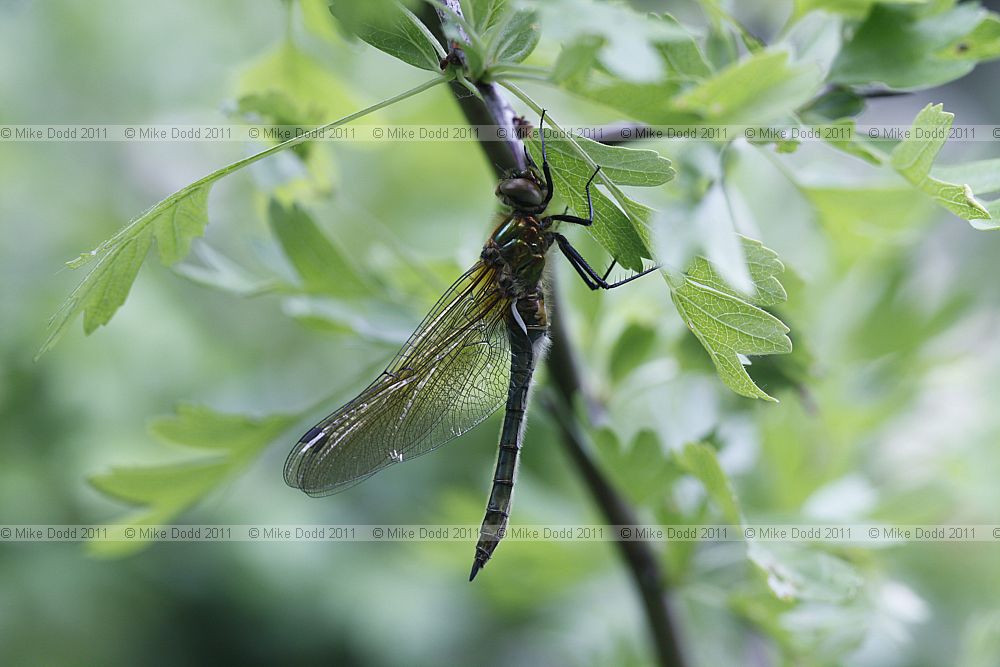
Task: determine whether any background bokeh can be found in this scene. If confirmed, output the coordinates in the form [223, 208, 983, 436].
[3, 1, 1000, 665]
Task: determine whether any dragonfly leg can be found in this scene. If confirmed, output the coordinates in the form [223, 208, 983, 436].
[553, 233, 660, 290]
[545, 166, 601, 226]
[602, 259, 617, 282]
[539, 110, 555, 208]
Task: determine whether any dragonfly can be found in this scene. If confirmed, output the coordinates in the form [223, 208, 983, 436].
[284, 112, 659, 580]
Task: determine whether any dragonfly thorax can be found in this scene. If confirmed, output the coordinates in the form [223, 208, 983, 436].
[483, 214, 552, 297]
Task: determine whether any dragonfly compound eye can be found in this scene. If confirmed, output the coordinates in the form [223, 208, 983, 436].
[498, 177, 545, 208]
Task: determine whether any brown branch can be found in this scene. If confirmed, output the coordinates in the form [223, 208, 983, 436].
[543, 315, 688, 667]
[417, 4, 687, 666]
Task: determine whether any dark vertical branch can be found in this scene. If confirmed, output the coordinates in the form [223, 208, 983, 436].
[544, 314, 688, 667]
[427, 1, 526, 174]
[417, 4, 687, 667]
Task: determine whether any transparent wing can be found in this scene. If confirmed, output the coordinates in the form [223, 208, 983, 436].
[284, 261, 513, 496]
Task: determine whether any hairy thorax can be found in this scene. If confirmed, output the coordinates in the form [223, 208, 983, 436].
[482, 214, 552, 299]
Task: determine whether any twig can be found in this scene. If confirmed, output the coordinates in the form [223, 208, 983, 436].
[594, 121, 654, 146]
[417, 4, 687, 666]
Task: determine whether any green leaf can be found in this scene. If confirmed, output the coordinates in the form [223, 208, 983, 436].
[551, 35, 604, 83]
[328, 0, 444, 71]
[890, 103, 994, 228]
[39, 76, 445, 357]
[669, 237, 792, 401]
[484, 8, 539, 65]
[804, 186, 935, 253]
[655, 14, 713, 81]
[88, 405, 297, 557]
[593, 429, 678, 506]
[608, 322, 657, 383]
[674, 49, 823, 124]
[793, 0, 928, 20]
[462, 0, 506, 33]
[535, 0, 689, 83]
[301, 0, 344, 44]
[173, 244, 276, 297]
[524, 133, 673, 271]
[782, 89, 889, 168]
[820, 119, 884, 166]
[543, 133, 676, 186]
[561, 77, 691, 126]
[232, 39, 360, 198]
[269, 200, 371, 296]
[747, 543, 863, 603]
[830, 4, 996, 90]
[937, 14, 1000, 61]
[237, 39, 360, 124]
[149, 404, 296, 454]
[798, 87, 865, 122]
[933, 158, 1000, 195]
[676, 442, 743, 524]
[39, 184, 208, 357]
[282, 295, 416, 344]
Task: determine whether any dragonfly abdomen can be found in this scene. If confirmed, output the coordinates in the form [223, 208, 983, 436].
[470, 293, 549, 581]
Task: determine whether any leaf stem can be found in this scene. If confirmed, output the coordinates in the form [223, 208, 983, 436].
[70, 75, 448, 268]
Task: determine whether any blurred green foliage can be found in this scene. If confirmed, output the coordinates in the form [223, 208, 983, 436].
[5, 0, 1000, 665]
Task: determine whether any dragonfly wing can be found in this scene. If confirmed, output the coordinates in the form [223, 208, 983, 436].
[285, 261, 513, 496]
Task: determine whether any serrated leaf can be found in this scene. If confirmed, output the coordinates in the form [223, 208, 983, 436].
[674, 49, 823, 123]
[890, 103, 994, 227]
[329, 0, 444, 71]
[40, 184, 207, 356]
[88, 405, 297, 557]
[485, 8, 539, 64]
[711, 237, 788, 307]
[269, 200, 371, 296]
[831, 4, 995, 90]
[676, 442, 743, 524]
[669, 237, 792, 401]
[523, 133, 672, 271]
[40, 76, 445, 357]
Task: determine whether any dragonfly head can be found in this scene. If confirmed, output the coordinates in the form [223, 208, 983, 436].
[497, 169, 547, 211]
